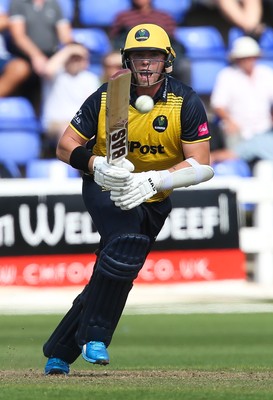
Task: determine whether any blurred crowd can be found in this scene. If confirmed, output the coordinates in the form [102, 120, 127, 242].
[1, 0, 273, 179]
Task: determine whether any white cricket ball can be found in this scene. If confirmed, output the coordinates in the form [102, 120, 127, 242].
[135, 95, 154, 114]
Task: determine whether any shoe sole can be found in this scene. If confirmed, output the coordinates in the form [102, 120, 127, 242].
[45, 369, 68, 375]
[82, 352, 109, 365]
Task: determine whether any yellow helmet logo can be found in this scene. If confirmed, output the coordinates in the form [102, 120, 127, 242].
[135, 28, 150, 42]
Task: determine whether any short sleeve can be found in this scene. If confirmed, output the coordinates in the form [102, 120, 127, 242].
[181, 90, 210, 142]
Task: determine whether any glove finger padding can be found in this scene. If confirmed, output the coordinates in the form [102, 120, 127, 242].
[111, 171, 160, 210]
[113, 158, 135, 172]
[93, 156, 134, 190]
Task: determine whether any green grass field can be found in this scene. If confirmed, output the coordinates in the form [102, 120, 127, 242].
[1, 313, 273, 399]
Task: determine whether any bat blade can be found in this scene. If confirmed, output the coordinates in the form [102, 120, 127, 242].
[106, 68, 131, 164]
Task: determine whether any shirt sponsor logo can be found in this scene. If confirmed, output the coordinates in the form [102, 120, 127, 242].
[198, 122, 209, 137]
[128, 141, 165, 154]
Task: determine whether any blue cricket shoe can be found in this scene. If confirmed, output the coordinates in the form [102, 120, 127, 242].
[82, 341, 109, 365]
[44, 357, 70, 375]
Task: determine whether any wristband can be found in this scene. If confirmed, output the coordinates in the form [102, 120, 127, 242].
[69, 146, 92, 172]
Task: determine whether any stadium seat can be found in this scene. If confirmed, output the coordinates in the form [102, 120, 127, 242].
[72, 28, 112, 55]
[190, 58, 227, 95]
[0, 131, 41, 177]
[72, 28, 112, 69]
[0, 97, 42, 177]
[258, 58, 273, 69]
[78, 0, 131, 27]
[57, 0, 75, 21]
[0, 0, 9, 12]
[153, 0, 192, 24]
[0, 96, 41, 132]
[174, 26, 227, 59]
[227, 27, 244, 50]
[26, 159, 80, 179]
[258, 27, 273, 58]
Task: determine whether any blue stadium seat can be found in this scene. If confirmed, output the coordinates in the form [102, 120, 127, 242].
[190, 58, 227, 95]
[72, 28, 112, 73]
[0, 96, 41, 132]
[258, 58, 273, 69]
[72, 28, 112, 55]
[78, 0, 131, 27]
[0, 97, 42, 177]
[26, 159, 80, 179]
[174, 26, 227, 59]
[0, 0, 9, 12]
[227, 27, 244, 50]
[153, 0, 192, 24]
[259, 27, 273, 58]
[0, 131, 41, 177]
[57, 0, 75, 21]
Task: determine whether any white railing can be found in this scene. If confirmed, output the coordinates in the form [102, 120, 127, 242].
[199, 160, 273, 285]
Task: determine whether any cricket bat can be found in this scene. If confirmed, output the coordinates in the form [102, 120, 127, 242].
[106, 68, 131, 164]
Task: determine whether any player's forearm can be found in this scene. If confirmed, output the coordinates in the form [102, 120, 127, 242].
[163, 159, 214, 190]
[56, 140, 78, 165]
[168, 157, 210, 174]
[57, 127, 89, 167]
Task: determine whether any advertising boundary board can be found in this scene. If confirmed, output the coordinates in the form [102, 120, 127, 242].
[0, 182, 246, 285]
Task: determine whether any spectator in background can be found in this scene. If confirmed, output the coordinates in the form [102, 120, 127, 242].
[216, 0, 264, 38]
[184, 0, 265, 44]
[0, 6, 31, 96]
[41, 42, 100, 156]
[8, 0, 73, 111]
[210, 36, 273, 167]
[109, 0, 188, 80]
[100, 50, 122, 83]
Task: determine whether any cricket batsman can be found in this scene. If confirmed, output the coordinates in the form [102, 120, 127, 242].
[43, 23, 214, 375]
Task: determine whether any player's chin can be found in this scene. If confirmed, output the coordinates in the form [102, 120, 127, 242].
[137, 79, 158, 87]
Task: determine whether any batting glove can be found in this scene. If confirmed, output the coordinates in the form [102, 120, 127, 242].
[110, 170, 163, 210]
[93, 156, 135, 191]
